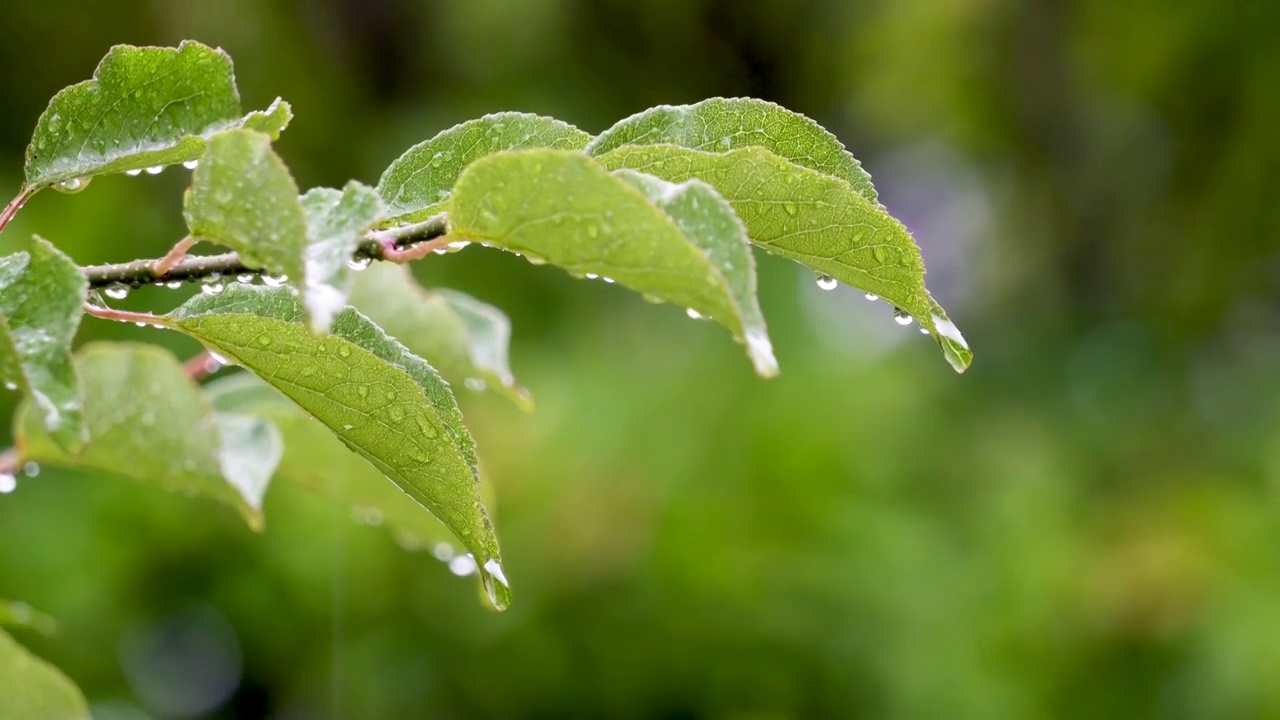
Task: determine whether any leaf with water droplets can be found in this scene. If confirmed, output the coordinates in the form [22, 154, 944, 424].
[204, 372, 470, 554]
[596, 144, 972, 372]
[348, 264, 531, 409]
[377, 112, 591, 223]
[161, 284, 510, 610]
[15, 343, 277, 528]
[449, 149, 777, 376]
[22, 41, 291, 191]
[0, 237, 87, 452]
[0, 628, 90, 720]
[300, 182, 385, 332]
[587, 97, 877, 203]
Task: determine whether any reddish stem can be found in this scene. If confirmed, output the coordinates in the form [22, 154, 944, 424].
[0, 188, 34, 235]
[82, 302, 165, 326]
[149, 235, 198, 277]
[380, 235, 453, 263]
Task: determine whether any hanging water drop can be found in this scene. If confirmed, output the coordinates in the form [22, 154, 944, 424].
[893, 308, 913, 326]
[126, 168, 143, 177]
[21, 462, 39, 478]
[0, 473, 15, 494]
[585, 273, 599, 280]
[602, 277, 616, 284]
[4, 381, 17, 391]
[105, 283, 130, 300]
[525, 253, 547, 266]
[202, 281, 225, 295]
[182, 159, 199, 170]
[54, 177, 90, 194]
[346, 256, 372, 271]
[134, 321, 147, 327]
[816, 275, 838, 291]
[144, 165, 163, 175]
[236, 273, 255, 283]
[449, 554, 478, 577]
[165, 280, 182, 289]
[262, 274, 287, 287]
[686, 308, 704, 320]
[919, 327, 930, 335]
[445, 240, 471, 253]
[433, 543, 454, 561]
[865, 293, 879, 302]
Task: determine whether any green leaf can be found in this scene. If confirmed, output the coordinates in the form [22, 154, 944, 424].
[586, 97, 877, 203]
[377, 112, 592, 223]
[204, 373, 468, 554]
[347, 263, 532, 409]
[0, 237, 87, 452]
[24, 40, 291, 191]
[161, 284, 510, 610]
[300, 182, 386, 332]
[448, 149, 777, 376]
[16, 343, 277, 528]
[0, 602, 59, 638]
[0, 628, 90, 720]
[596, 144, 972, 372]
[184, 129, 307, 280]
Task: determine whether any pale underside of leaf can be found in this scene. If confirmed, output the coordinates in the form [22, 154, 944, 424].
[586, 97, 878, 204]
[597, 144, 972, 372]
[0, 237, 87, 452]
[377, 112, 592, 223]
[300, 182, 386, 332]
[162, 284, 510, 610]
[24, 40, 290, 190]
[448, 149, 777, 376]
[16, 343, 273, 528]
[347, 263, 533, 409]
[0, 628, 90, 720]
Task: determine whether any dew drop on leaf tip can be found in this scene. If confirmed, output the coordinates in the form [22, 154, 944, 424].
[815, 274, 838, 291]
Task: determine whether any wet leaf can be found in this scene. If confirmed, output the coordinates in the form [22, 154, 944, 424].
[16, 343, 277, 527]
[587, 97, 877, 203]
[0, 628, 89, 720]
[161, 284, 510, 610]
[300, 183, 385, 332]
[377, 112, 591, 223]
[449, 149, 777, 376]
[348, 263, 531, 409]
[24, 41, 290, 191]
[597, 144, 972, 372]
[0, 237, 87, 452]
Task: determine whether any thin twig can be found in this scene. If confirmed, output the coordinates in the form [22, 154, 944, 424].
[82, 302, 164, 325]
[0, 188, 34, 235]
[149, 235, 198, 277]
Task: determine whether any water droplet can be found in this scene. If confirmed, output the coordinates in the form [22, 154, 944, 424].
[352, 507, 384, 526]
[893, 309, 913, 326]
[585, 273, 599, 280]
[396, 531, 424, 551]
[182, 159, 199, 170]
[432, 543, 454, 561]
[525, 253, 547, 266]
[449, 554, 478, 577]
[0, 473, 15, 494]
[865, 293, 879, 302]
[145, 165, 163, 175]
[685, 308, 704, 320]
[602, 277, 616, 284]
[464, 377, 487, 391]
[54, 176, 90, 194]
[783, 202, 797, 216]
[105, 283, 130, 300]
[165, 280, 182, 289]
[21, 462, 39, 477]
[445, 240, 471, 253]
[201, 281, 224, 295]
[346, 256, 372, 271]
[262, 275, 287, 287]
[236, 273, 255, 283]
[920, 327, 931, 335]
[816, 275, 838, 291]
[4, 381, 17, 391]
[134, 321, 147, 328]
[125, 168, 143, 177]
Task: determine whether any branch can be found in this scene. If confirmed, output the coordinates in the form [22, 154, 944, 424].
[82, 214, 450, 289]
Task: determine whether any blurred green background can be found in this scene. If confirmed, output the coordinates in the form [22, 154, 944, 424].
[3, 0, 1280, 717]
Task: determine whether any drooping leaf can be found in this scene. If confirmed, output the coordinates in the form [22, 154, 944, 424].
[0, 628, 89, 720]
[16, 343, 279, 527]
[448, 149, 777, 376]
[160, 284, 510, 610]
[347, 263, 531, 409]
[0, 237, 87, 452]
[204, 372, 468, 554]
[184, 129, 307, 280]
[586, 97, 877, 203]
[23, 40, 291, 191]
[597, 144, 972, 372]
[377, 112, 591, 223]
[300, 183, 385, 332]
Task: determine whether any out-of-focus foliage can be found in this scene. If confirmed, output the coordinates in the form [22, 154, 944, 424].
[1, 1, 1278, 718]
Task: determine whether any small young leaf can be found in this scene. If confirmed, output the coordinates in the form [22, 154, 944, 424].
[0, 237, 87, 452]
[0, 628, 90, 720]
[16, 343, 277, 527]
[301, 183, 385, 332]
[184, 129, 308, 281]
[448, 149, 777, 376]
[377, 112, 591, 223]
[161, 284, 510, 610]
[204, 373, 469, 554]
[597, 144, 972, 372]
[587, 97, 877, 203]
[24, 40, 291, 191]
[348, 264, 531, 409]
